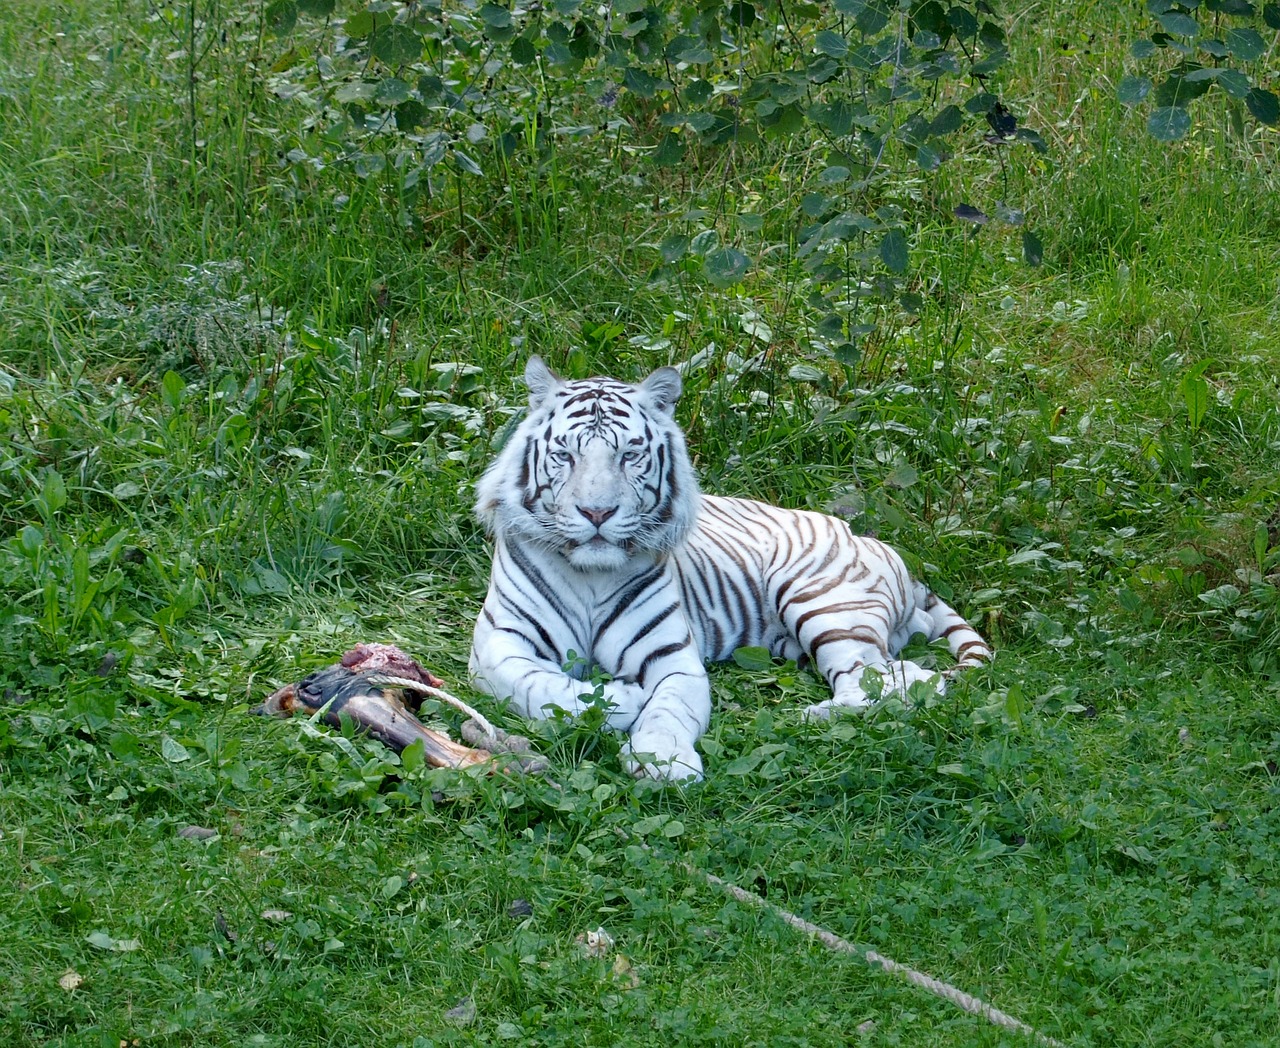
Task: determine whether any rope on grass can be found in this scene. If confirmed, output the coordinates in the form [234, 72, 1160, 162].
[685, 863, 1066, 1047]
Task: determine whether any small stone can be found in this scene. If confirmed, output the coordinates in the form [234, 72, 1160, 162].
[58, 970, 83, 992]
[507, 899, 533, 918]
[178, 825, 217, 840]
[444, 997, 477, 1026]
[260, 909, 292, 922]
[576, 926, 615, 958]
[856, 1019, 877, 1035]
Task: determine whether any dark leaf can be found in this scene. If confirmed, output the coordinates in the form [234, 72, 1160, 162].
[265, 0, 297, 35]
[623, 67, 665, 98]
[985, 102, 1017, 136]
[929, 104, 965, 136]
[731, 646, 774, 671]
[394, 100, 428, 132]
[1117, 75, 1152, 106]
[371, 25, 423, 65]
[1158, 11, 1200, 36]
[510, 35, 537, 65]
[993, 201, 1025, 226]
[705, 247, 750, 287]
[1224, 27, 1265, 60]
[659, 235, 689, 262]
[1148, 105, 1192, 140]
[296, 0, 335, 15]
[479, 4, 513, 28]
[815, 30, 849, 59]
[954, 203, 989, 224]
[652, 131, 685, 167]
[1266, 3, 1280, 29]
[1246, 87, 1280, 125]
[879, 228, 908, 274]
[1022, 229, 1044, 267]
[1217, 68, 1251, 99]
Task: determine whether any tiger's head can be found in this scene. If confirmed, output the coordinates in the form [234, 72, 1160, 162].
[476, 357, 701, 572]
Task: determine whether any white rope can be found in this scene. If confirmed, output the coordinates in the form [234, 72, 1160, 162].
[685, 863, 1066, 1047]
[365, 673, 500, 746]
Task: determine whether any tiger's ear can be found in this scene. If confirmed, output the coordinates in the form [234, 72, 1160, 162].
[640, 366, 682, 416]
[524, 356, 562, 409]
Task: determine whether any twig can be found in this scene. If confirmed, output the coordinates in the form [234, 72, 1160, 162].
[684, 863, 1066, 1047]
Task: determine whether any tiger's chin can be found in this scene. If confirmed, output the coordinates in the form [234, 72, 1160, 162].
[562, 536, 635, 572]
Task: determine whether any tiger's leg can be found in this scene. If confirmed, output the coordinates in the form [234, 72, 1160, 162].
[470, 616, 652, 730]
[622, 670, 710, 782]
[777, 574, 943, 719]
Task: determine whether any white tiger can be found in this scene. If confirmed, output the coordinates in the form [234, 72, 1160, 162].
[469, 357, 991, 781]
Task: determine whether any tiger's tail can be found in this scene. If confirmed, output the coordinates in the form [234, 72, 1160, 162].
[922, 590, 992, 674]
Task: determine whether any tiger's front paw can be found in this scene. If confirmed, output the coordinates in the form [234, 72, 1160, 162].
[623, 738, 704, 783]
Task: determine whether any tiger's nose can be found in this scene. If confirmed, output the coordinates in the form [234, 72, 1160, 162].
[578, 505, 619, 528]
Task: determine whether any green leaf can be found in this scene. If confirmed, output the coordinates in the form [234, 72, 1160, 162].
[401, 738, 425, 774]
[1022, 228, 1044, 266]
[1181, 371, 1210, 431]
[690, 230, 719, 255]
[879, 227, 908, 274]
[382, 875, 404, 899]
[929, 104, 964, 136]
[371, 24, 422, 65]
[374, 77, 410, 104]
[724, 750, 764, 776]
[161, 735, 192, 763]
[480, 4, 513, 28]
[265, 0, 297, 35]
[1158, 11, 1200, 36]
[623, 67, 665, 98]
[87, 931, 142, 952]
[1198, 583, 1241, 610]
[1117, 75, 1152, 106]
[344, 10, 374, 38]
[1147, 106, 1191, 140]
[731, 646, 773, 671]
[659, 235, 689, 262]
[1246, 88, 1280, 125]
[1216, 68, 1252, 99]
[815, 30, 849, 58]
[652, 131, 685, 167]
[41, 470, 67, 514]
[1224, 27, 1265, 60]
[1266, 3, 1280, 29]
[808, 100, 852, 135]
[297, 0, 335, 15]
[510, 35, 536, 65]
[631, 814, 668, 835]
[161, 370, 186, 411]
[704, 247, 750, 287]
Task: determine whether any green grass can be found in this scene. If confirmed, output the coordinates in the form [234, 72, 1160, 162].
[3, 2, 1280, 1046]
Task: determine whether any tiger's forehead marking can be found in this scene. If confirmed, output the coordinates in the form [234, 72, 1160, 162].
[553, 379, 645, 437]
